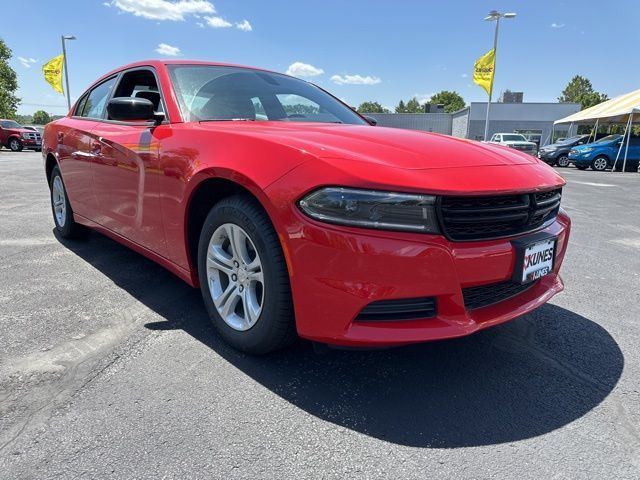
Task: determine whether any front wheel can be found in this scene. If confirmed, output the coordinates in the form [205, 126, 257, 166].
[9, 138, 23, 152]
[557, 155, 570, 168]
[50, 166, 87, 238]
[197, 195, 296, 354]
[591, 156, 609, 171]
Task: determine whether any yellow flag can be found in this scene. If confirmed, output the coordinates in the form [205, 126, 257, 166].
[473, 49, 495, 96]
[42, 54, 64, 94]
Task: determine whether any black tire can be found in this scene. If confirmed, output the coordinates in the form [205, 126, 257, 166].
[556, 155, 570, 168]
[591, 156, 609, 171]
[197, 195, 296, 354]
[9, 138, 23, 152]
[49, 166, 87, 239]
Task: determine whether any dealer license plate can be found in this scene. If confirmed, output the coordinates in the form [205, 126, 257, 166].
[513, 236, 556, 284]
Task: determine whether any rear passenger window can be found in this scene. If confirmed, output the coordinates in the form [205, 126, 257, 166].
[80, 77, 117, 119]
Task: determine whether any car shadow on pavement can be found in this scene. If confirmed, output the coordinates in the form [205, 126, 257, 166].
[57, 230, 624, 449]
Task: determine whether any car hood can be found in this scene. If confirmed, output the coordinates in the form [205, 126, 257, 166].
[196, 122, 540, 170]
[504, 141, 536, 147]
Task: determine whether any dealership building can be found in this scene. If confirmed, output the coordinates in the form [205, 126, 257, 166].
[366, 98, 581, 146]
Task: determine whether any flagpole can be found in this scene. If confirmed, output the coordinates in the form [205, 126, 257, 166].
[482, 11, 516, 141]
[483, 18, 500, 141]
[61, 35, 76, 111]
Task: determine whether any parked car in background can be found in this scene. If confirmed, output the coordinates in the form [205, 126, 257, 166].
[569, 134, 640, 171]
[488, 133, 538, 155]
[0, 119, 43, 152]
[43, 60, 570, 354]
[23, 125, 45, 135]
[538, 134, 592, 167]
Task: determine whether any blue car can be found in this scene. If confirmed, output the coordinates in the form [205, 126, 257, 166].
[569, 134, 640, 172]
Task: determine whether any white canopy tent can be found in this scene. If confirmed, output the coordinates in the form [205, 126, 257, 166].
[553, 89, 640, 172]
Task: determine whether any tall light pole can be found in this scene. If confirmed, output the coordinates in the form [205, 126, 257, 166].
[483, 10, 516, 141]
[61, 35, 76, 111]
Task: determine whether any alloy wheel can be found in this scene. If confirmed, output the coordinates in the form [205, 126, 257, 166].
[206, 223, 264, 331]
[593, 158, 608, 171]
[9, 139, 20, 151]
[52, 175, 67, 227]
[557, 155, 569, 167]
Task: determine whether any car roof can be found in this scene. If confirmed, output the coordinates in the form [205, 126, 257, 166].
[94, 60, 285, 86]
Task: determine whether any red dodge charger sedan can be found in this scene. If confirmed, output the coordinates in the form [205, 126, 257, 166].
[43, 60, 570, 354]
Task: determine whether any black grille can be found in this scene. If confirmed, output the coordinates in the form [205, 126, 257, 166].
[438, 189, 561, 241]
[355, 297, 437, 322]
[462, 280, 536, 310]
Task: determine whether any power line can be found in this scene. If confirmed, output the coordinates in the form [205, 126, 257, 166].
[20, 102, 67, 108]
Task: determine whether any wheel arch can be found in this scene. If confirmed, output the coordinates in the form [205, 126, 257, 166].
[45, 152, 59, 185]
[184, 171, 288, 280]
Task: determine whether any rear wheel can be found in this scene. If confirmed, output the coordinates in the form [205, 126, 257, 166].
[556, 155, 570, 168]
[9, 138, 23, 152]
[50, 166, 87, 239]
[591, 156, 609, 171]
[197, 195, 296, 354]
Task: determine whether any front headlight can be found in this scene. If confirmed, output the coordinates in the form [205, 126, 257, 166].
[298, 187, 440, 233]
[21, 132, 30, 139]
[581, 147, 593, 153]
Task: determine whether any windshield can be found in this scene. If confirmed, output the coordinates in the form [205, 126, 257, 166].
[502, 134, 527, 142]
[168, 65, 367, 125]
[0, 120, 22, 129]
[594, 134, 622, 144]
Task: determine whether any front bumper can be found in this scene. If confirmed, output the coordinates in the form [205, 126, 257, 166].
[537, 151, 558, 163]
[22, 138, 42, 149]
[281, 209, 571, 347]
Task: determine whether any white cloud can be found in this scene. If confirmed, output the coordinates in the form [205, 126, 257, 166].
[111, 0, 215, 21]
[414, 93, 435, 105]
[155, 42, 181, 56]
[196, 21, 204, 28]
[330, 74, 381, 86]
[551, 22, 565, 28]
[286, 62, 324, 78]
[235, 19, 252, 31]
[18, 57, 37, 68]
[205, 15, 232, 27]
[103, 2, 111, 6]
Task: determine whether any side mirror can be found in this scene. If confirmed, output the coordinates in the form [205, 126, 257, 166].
[107, 97, 163, 124]
[363, 116, 377, 126]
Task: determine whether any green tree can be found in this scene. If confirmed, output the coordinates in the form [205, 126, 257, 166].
[405, 97, 423, 113]
[0, 38, 20, 119]
[15, 114, 32, 124]
[357, 101, 389, 114]
[559, 75, 608, 110]
[395, 99, 406, 113]
[32, 110, 52, 124]
[429, 90, 465, 113]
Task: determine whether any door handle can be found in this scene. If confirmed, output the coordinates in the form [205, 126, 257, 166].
[91, 141, 102, 154]
[57, 132, 64, 144]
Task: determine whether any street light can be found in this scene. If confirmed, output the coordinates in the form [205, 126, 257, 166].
[61, 35, 76, 111]
[482, 11, 516, 141]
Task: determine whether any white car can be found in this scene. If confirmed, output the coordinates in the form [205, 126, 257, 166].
[488, 133, 538, 155]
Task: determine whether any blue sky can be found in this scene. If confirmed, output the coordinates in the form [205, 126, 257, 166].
[5, 0, 639, 115]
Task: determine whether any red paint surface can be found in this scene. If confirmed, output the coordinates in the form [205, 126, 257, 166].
[43, 60, 570, 346]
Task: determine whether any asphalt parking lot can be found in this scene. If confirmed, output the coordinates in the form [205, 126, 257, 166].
[1, 150, 639, 479]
